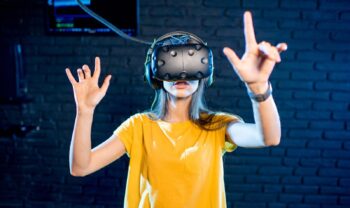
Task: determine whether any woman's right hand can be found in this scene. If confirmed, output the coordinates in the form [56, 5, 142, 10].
[65, 57, 112, 113]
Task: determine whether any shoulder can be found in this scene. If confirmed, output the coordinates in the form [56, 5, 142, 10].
[197, 111, 243, 130]
[115, 113, 149, 133]
[210, 112, 244, 123]
[126, 112, 154, 123]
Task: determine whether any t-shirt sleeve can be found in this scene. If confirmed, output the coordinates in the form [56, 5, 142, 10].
[113, 114, 138, 157]
[223, 136, 238, 153]
[215, 113, 244, 153]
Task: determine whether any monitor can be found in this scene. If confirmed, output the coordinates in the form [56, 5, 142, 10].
[47, 0, 138, 36]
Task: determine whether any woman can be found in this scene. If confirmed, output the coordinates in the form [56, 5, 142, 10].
[65, 11, 287, 208]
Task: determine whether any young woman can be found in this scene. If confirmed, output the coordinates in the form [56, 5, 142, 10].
[65, 11, 287, 208]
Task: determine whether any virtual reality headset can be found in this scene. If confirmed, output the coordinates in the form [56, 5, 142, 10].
[144, 31, 214, 89]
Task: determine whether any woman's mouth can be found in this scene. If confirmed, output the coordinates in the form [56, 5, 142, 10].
[173, 81, 189, 88]
[174, 81, 189, 85]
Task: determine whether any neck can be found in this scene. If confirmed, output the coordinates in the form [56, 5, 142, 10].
[163, 94, 192, 123]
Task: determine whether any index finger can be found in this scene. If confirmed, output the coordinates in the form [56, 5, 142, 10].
[243, 11, 257, 50]
[93, 56, 101, 80]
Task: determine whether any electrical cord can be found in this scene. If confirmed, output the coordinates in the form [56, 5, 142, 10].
[76, 0, 153, 45]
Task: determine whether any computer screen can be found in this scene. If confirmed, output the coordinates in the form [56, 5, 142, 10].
[47, 0, 138, 36]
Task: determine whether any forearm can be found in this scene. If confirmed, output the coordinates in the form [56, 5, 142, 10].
[69, 108, 94, 174]
[248, 82, 281, 146]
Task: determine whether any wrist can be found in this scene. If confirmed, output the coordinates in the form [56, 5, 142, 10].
[77, 106, 95, 115]
[245, 81, 269, 94]
[246, 81, 272, 102]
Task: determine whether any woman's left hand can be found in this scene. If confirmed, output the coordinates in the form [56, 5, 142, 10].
[223, 11, 288, 94]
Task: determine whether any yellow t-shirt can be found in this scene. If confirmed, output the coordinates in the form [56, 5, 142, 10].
[113, 113, 240, 208]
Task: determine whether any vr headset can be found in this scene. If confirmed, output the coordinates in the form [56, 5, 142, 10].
[77, 1, 214, 90]
[144, 31, 214, 89]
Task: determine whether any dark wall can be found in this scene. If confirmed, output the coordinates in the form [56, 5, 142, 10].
[0, 0, 349, 207]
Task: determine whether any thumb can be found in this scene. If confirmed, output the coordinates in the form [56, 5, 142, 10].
[223, 47, 241, 69]
[100, 75, 112, 94]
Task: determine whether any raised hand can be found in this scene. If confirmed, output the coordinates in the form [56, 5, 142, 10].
[223, 11, 287, 93]
[65, 57, 112, 113]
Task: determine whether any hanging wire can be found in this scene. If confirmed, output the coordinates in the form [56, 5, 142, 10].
[76, 0, 153, 45]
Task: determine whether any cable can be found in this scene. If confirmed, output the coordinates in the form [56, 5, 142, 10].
[76, 0, 153, 45]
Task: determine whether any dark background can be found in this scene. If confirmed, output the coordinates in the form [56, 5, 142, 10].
[1, 0, 349, 207]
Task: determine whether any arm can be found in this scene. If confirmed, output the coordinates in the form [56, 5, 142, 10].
[66, 57, 125, 176]
[69, 110, 126, 177]
[226, 87, 280, 148]
[223, 11, 287, 148]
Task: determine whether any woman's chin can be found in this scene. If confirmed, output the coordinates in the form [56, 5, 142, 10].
[169, 92, 192, 99]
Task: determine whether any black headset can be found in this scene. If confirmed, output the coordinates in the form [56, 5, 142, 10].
[144, 31, 214, 90]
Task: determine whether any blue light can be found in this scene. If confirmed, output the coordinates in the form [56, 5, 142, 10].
[48, 0, 90, 7]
